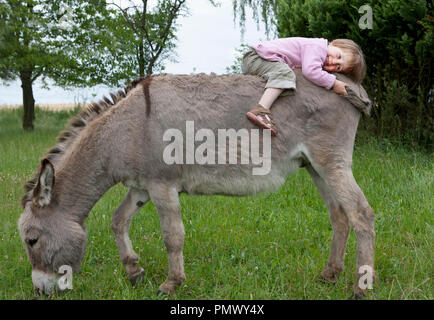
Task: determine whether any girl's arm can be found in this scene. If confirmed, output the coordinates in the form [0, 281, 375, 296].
[300, 45, 336, 89]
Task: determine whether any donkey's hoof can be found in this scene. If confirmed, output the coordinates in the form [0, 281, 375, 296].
[320, 267, 342, 284]
[129, 268, 145, 286]
[317, 276, 338, 285]
[318, 274, 339, 285]
[350, 285, 368, 300]
[156, 289, 168, 297]
[349, 292, 366, 300]
[157, 286, 176, 295]
[157, 282, 179, 295]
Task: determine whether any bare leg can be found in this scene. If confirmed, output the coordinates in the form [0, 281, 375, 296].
[111, 188, 149, 284]
[306, 165, 350, 282]
[258, 88, 284, 109]
[148, 182, 185, 295]
[246, 88, 284, 136]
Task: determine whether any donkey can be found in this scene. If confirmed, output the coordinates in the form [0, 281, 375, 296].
[18, 70, 375, 298]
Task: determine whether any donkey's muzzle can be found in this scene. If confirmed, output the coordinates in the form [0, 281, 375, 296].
[32, 270, 64, 296]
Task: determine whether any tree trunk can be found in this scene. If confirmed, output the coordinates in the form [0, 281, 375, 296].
[20, 70, 35, 131]
[146, 62, 153, 76]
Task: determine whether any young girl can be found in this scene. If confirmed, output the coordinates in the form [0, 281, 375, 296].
[242, 37, 366, 136]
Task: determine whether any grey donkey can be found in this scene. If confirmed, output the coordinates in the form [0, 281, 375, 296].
[19, 71, 375, 298]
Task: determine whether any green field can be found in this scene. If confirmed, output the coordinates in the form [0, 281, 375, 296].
[0, 107, 432, 300]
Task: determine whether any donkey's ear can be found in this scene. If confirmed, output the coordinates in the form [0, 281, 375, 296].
[33, 158, 55, 207]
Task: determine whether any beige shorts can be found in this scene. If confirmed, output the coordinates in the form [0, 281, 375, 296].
[242, 49, 296, 96]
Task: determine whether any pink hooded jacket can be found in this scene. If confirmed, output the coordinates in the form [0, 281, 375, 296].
[251, 37, 336, 89]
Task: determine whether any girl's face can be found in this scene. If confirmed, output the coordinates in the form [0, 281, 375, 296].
[324, 45, 349, 73]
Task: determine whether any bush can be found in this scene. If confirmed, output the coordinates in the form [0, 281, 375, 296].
[276, 0, 433, 150]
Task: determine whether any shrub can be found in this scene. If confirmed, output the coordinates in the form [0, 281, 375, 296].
[276, 0, 433, 150]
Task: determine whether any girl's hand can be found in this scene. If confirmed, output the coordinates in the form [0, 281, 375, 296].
[333, 80, 350, 96]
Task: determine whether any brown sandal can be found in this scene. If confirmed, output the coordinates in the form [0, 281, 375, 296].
[246, 104, 277, 136]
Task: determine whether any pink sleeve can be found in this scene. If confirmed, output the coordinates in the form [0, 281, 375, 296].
[300, 45, 336, 89]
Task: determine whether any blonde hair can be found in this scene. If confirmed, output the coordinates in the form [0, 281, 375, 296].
[331, 39, 366, 84]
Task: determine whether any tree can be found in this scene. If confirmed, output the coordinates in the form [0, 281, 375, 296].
[231, 0, 276, 36]
[0, 0, 201, 130]
[107, 0, 187, 77]
[1, 1, 59, 129]
[0, 0, 110, 130]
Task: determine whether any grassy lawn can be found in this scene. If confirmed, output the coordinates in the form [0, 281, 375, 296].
[0, 107, 432, 300]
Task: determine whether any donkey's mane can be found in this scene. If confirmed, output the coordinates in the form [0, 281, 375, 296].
[21, 77, 152, 208]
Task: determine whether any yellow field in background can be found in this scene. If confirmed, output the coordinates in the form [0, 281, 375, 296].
[0, 103, 88, 111]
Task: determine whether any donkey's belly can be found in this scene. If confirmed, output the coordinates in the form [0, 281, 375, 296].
[181, 158, 301, 196]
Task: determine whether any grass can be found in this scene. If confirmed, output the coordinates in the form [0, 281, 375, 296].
[0, 107, 432, 300]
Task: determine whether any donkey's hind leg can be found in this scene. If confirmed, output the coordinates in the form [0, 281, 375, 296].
[306, 165, 350, 283]
[148, 181, 185, 295]
[319, 167, 375, 297]
[111, 188, 149, 285]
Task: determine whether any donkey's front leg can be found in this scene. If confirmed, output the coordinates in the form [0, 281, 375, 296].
[111, 188, 149, 285]
[148, 182, 185, 295]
